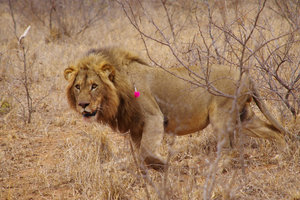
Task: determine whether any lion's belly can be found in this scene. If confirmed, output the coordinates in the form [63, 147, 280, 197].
[164, 112, 210, 135]
[153, 84, 212, 135]
[157, 96, 211, 135]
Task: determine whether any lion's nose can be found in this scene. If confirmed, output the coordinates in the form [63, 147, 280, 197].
[78, 102, 90, 109]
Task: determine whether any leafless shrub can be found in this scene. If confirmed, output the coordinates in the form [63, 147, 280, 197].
[7, 0, 33, 123]
[6, 0, 53, 124]
[119, 0, 299, 118]
[117, 0, 299, 198]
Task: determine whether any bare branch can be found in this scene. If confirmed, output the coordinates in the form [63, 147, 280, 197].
[160, 0, 175, 41]
[8, 0, 18, 40]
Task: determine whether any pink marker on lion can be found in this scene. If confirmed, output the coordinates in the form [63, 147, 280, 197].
[134, 86, 140, 98]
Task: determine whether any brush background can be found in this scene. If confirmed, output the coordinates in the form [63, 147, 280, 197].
[0, 0, 299, 199]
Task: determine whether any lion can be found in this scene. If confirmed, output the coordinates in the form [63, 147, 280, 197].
[64, 47, 287, 170]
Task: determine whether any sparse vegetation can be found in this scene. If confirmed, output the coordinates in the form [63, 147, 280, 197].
[0, 0, 299, 199]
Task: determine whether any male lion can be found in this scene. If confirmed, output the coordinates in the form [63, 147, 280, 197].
[64, 47, 286, 170]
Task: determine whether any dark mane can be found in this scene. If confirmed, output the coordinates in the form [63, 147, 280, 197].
[88, 47, 146, 147]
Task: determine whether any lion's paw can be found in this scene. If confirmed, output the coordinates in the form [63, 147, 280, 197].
[144, 156, 167, 171]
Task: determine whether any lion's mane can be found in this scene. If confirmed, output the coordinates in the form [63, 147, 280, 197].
[66, 48, 148, 145]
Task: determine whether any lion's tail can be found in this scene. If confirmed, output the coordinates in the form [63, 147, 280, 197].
[252, 85, 289, 138]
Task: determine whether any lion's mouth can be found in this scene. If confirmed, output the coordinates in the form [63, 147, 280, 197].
[82, 111, 97, 118]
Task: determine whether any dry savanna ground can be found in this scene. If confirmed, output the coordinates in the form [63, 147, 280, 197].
[0, 0, 299, 199]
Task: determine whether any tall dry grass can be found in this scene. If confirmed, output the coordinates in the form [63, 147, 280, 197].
[0, 0, 299, 199]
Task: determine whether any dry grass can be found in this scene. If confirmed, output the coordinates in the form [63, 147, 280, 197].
[0, 0, 299, 199]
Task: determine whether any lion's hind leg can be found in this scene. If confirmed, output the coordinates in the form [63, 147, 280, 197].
[208, 101, 237, 150]
[208, 101, 243, 170]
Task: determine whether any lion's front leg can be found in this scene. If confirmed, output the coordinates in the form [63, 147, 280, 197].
[140, 114, 166, 171]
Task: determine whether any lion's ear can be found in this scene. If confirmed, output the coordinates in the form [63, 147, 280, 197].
[64, 66, 77, 81]
[101, 64, 115, 82]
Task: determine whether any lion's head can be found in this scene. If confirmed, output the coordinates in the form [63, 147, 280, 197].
[64, 53, 120, 124]
[64, 48, 145, 134]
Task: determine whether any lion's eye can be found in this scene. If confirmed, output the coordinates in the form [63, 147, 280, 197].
[75, 84, 80, 90]
[91, 83, 98, 90]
